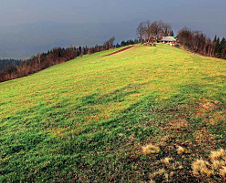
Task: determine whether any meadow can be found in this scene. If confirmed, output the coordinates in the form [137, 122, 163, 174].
[0, 44, 225, 182]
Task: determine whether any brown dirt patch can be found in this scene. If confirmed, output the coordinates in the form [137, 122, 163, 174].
[195, 127, 217, 148]
[201, 102, 219, 111]
[169, 118, 189, 131]
[104, 45, 137, 56]
[195, 100, 220, 118]
[160, 118, 189, 132]
[209, 113, 225, 125]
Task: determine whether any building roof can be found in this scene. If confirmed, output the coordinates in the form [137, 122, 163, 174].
[161, 36, 176, 42]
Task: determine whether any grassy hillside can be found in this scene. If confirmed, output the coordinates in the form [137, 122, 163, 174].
[0, 44, 225, 182]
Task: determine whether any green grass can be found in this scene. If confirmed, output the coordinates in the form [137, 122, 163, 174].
[0, 44, 225, 182]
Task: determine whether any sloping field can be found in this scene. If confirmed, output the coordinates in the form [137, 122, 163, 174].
[0, 44, 225, 182]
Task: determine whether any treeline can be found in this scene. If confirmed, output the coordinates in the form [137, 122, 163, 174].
[177, 27, 226, 58]
[136, 20, 174, 43]
[119, 39, 139, 47]
[213, 36, 226, 59]
[0, 37, 135, 83]
[177, 27, 215, 57]
[0, 59, 21, 71]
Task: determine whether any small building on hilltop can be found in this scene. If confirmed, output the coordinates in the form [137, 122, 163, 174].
[160, 36, 177, 45]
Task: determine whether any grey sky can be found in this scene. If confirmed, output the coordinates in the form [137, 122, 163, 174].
[0, 0, 226, 59]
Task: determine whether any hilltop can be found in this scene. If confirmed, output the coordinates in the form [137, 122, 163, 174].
[0, 44, 225, 182]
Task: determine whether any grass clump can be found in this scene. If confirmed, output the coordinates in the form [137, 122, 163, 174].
[149, 153, 185, 182]
[210, 149, 226, 178]
[177, 146, 188, 155]
[192, 148, 226, 179]
[150, 168, 168, 182]
[192, 159, 213, 177]
[219, 166, 226, 178]
[162, 157, 174, 166]
[210, 148, 225, 161]
[141, 143, 160, 155]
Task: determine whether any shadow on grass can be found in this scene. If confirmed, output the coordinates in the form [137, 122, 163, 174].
[0, 82, 225, 182]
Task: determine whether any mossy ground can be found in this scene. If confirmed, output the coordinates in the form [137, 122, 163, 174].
[0, 44, 225, 182]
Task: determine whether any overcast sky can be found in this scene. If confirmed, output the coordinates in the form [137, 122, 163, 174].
[0, 0, 226, 59]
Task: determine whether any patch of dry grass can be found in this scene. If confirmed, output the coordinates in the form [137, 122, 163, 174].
[209, 113, 225, 126]
[201, 101, 219, 111]
[177, 146, 188, 155]
[195, 127, 216, 147]
[162, 157, 174, 166]
[170, 118, 188, 130]
[195, 100, 220, 118]
[150, 168, 167, 181]
[192, 149, 226, 178]
[141, 143, 160, 155]
[149, 155, 184, 182]
[192, 159, 213, 177]
[210, 148, 226, 161]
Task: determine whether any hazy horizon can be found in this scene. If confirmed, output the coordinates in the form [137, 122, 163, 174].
[0, 0, 226, 59]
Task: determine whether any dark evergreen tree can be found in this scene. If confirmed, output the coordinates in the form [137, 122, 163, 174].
[220, 38, 225, 54]
[116, 43, 120, 48]
[121, 41, 126, 47]
[213, 35, 217, 43]
[170, 30, 174, 36]
[220, 37, 226, 59]
[134, 39, 139, 44]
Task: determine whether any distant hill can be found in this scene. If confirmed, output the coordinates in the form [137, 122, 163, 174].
[0, 44, 225, 182]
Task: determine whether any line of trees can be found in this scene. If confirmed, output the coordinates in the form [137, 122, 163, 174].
[119, 39, 139, 47]
[0, 59, 21, 71]
[177, 27, 215, 57]
[136, 20, 174, 43]
[177, 27, 226, 58]
[0, 37, 136, 83]
[213, 36, 226, 59]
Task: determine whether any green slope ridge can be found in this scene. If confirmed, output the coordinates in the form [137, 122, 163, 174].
[0, 44, 225, 182]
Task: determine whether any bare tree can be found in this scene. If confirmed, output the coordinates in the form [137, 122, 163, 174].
[143, 20, 153, 42]
[151, 20, 164, 40]
[177, 27, 217, 57]
[136, 22, 146, 43]
[136, 20, 153, 42]
[205, 38, 215, 57]
[37, 53, 41, 66]
[104, 36, 115, 49]
[192, 31, 206, 53]
[136, 20, 173, 42]
[162, 23, 172, 37]
[177, 27, 193, 49]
